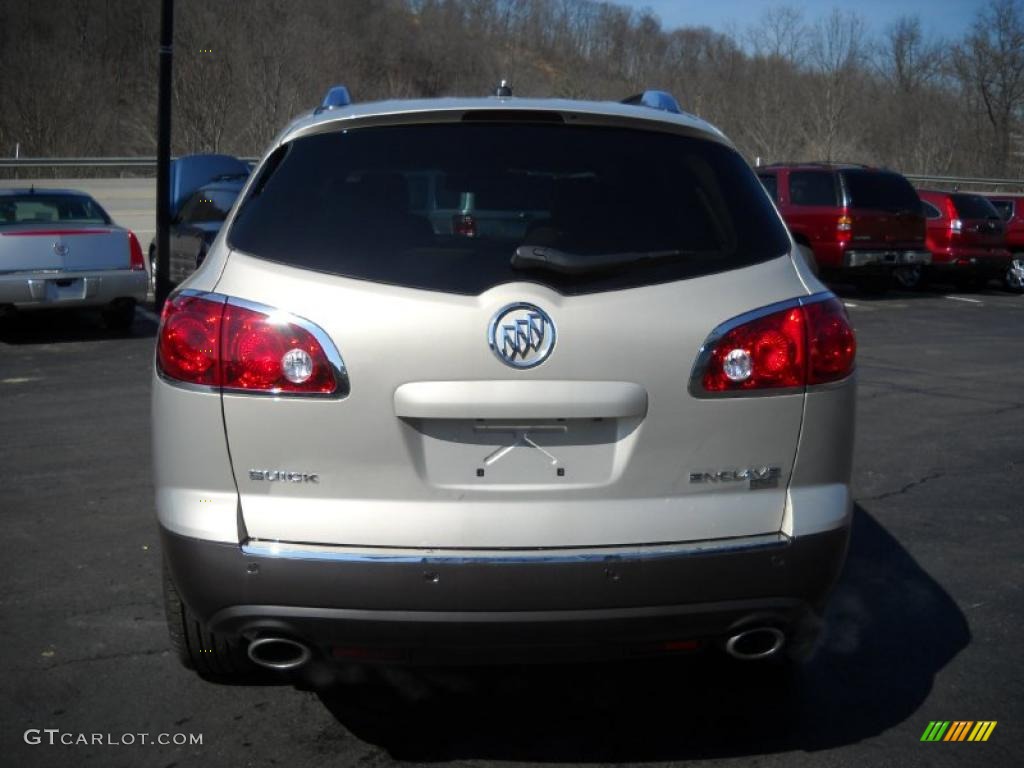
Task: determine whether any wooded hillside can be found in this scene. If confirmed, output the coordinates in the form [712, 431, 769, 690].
[1, 0, 1022, 177]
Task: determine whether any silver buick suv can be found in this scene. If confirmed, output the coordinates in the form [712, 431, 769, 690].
[153, 86, 856, 683]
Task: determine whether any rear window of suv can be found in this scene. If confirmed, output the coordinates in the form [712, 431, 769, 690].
[228, 123, 790, 295]
[990, 200, 1013, 220]
[840, 170, 920, 213]
[789, 172, 839, 206]
[950, 194, 1000, 220]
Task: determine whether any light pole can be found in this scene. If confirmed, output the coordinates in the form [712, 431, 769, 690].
[155, 0, 174, 311]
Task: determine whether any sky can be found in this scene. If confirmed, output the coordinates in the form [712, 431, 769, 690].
[618, 0, 987, 40]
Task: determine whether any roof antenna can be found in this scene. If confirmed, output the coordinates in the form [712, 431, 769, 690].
[494, 80, 512, 97]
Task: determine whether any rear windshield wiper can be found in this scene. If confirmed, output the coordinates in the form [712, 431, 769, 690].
[512, 245, 696, 275]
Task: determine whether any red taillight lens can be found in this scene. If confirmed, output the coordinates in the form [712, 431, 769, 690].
[157, 294, 341, 395]
[128, 230, 145, 271]
[805, 299, 857, 384]
[699, 297, 855, 394]
[221, 304, 337, 394]
[157, 294, 224, 385]
[453, 214, 477, 237]
[836, 213, 853, 245]
[702, 306, 806, 392]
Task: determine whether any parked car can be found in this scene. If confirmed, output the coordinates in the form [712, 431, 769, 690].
[983, 194, 1024, 292]
[149, 154, 250, 289]
[155, 86, 857, 685]
[0, 188, 147, 328]
[899, 190, 1012, 291]
[149, 175, 247, 291]
[756, 163, 929, 293]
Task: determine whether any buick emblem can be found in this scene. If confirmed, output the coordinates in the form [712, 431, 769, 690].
[488, 302, 556, 369]
[52, 242, 69, 257]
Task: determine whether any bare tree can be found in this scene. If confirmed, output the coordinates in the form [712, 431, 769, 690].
[748, 4, 808, 65]
[804, 9, 867, 161]
[0, 0, 1022, 179]
[952, 0, 1024, 175]
[876, 16, 942, 93]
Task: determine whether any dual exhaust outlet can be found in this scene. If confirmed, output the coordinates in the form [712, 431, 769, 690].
[247, 627, 786, 669]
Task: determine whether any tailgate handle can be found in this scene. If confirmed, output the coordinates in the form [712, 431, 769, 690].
[394, 381, 648, 420]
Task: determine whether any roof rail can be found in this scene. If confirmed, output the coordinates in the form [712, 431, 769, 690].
[315, 85, 352, 115]
[621, 90, 682, 115]
[807, 161, 872, 168]
[761, 161, 874, 169]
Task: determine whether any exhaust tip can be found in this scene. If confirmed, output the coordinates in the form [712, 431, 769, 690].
[725, 627, 785, 660]
[247, 637, 312, 670]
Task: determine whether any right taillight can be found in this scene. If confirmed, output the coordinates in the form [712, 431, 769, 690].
[220, 302, 338, 394]
[695, 296, 855, 395]
[157, 292, 347, 397]
[127, 230, 146, 271]
[452, 214, 477, 237]
[804, 298, 857, 384]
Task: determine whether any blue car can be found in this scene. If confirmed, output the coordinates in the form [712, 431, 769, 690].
[149, 154, 249, 290]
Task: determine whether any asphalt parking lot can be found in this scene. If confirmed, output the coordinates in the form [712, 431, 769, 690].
[1, 286, 1021, 768]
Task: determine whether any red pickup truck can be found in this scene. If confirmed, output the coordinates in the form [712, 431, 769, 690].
[757, 163, 929, 292]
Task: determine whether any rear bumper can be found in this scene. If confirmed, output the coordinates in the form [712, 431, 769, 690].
[810, 241, 929, 270]
[927, 247, 1012, 273]
[0, 268, 147, 309]
[843, 249, 931, 268]
[161, 524, 850, 663]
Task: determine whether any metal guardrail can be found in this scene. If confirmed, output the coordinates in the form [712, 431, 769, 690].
[1, 158, 1021, 190]
[904, 174, 1024, 191]
[0, 156, 258, 169]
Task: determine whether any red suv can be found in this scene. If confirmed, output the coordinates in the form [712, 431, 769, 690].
[984, 194, 1024, 292]
[757, 163, 929, 292]
[908, 190, 1014, 291]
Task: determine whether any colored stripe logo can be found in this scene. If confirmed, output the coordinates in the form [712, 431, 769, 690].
[921, 721, 997, 742]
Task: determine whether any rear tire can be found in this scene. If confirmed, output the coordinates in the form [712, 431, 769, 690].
[1005, 257, 1024, 293]
[162, 562, 265, 682]
[892, 265, 925, 291]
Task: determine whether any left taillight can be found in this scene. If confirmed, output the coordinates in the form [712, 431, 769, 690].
[694, 296, 855, 395]
[128, 230, 145, 271]
[157, 293, 346, 396]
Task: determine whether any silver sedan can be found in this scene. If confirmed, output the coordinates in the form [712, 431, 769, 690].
[0, 188, 148, 328]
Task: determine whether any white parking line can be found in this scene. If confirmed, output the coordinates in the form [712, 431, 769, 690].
[843, 302, 858, 308]
[946, 296, 983, 304]
[1, 377, 40, 385]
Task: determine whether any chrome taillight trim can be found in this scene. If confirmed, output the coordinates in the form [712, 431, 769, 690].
[687, 291, 845, 399]
[155, 288, 350, 399]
